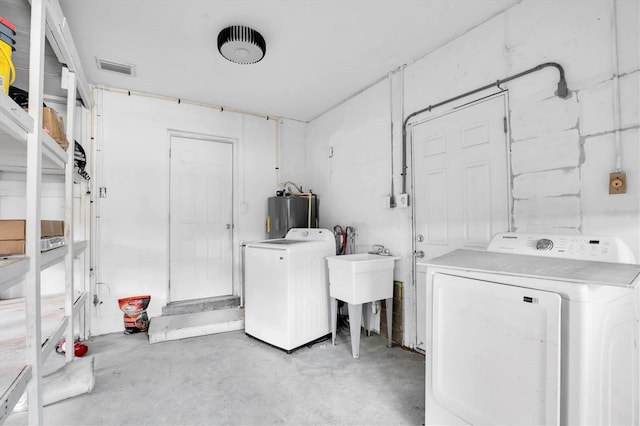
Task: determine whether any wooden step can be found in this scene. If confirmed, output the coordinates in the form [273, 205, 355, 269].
[148, 307, 244, 344]
[161, 295, 240, 316]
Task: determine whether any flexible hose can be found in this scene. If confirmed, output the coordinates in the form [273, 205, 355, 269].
[345, 226, 356, 255]
[333, 225, 345, 255]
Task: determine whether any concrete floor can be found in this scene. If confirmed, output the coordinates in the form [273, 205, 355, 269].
[6, 329, 425, 425]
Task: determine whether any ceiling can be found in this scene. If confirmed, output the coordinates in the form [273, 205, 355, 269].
[11, 0, 521, 122]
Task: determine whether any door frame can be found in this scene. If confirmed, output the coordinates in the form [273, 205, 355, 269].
[166, 129, 238, 303]
[408, 91, 513, 350]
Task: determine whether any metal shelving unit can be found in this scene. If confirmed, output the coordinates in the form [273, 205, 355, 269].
[0, 0, 92, 424]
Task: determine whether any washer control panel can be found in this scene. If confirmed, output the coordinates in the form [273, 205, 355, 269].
[284, 228, 335, 243]
[487, 232, 636, 264]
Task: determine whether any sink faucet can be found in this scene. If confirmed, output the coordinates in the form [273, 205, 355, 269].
[370, 244, 391, 255]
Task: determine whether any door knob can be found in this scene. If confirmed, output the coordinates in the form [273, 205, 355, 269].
[414, 250, 425, 258]
[225, 224, 233, 230]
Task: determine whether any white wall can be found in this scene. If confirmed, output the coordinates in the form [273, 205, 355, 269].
[91, 0, 638, 339]
[305, 0, 640, 346]
[91, 89, 305, 335]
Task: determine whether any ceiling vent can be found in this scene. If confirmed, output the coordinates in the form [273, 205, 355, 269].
[96, 58, 136, 76]
[217, 26, 266, 64]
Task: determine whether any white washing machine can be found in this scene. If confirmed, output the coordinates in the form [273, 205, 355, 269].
[244, 228, 335, 352]
[422, 232, 640, 426]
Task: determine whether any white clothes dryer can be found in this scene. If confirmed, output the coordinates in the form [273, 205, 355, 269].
[422, 232, 640, 426]
[244, 228, 335, 352]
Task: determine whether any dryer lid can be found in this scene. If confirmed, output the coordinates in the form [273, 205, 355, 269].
[253, 239, 306, 246]
[284, 228, 335, 243]
[245, 228, 335, 250]
[427, 249, 640, 288]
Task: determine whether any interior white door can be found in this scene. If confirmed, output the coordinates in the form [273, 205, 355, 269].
[170, 136, 233, 302]
[413, 94, 509, 350]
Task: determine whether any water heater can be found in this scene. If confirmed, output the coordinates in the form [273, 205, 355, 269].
[267, 195, 318, 239]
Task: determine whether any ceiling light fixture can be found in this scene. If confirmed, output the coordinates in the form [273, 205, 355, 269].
[217, 25, 266, 65]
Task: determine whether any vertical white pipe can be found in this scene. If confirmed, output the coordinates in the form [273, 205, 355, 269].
[92, 87, 103, 317]
[400, 64, 405, 192]
[81, 105, 91, 340]
[64, 68, 77, 363]
[389, 71, 395, 203]
[274, 118, 281, 187]
[610, 0, 623, 171]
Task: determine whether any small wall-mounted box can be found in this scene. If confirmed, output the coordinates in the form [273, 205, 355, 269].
[398, 193, 410, 208]
[609, 172, 626, 194]
[381, 196, 392, 209]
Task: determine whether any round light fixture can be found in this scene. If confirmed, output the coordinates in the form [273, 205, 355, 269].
[217, 25, 266, 64]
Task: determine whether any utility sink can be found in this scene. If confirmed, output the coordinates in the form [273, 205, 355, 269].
[327, 253, 401, 358]
[327, 253, 400, 304]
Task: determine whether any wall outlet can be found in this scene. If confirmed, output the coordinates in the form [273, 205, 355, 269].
[398, 193, 410, 208]
[609, 172, 627, 194]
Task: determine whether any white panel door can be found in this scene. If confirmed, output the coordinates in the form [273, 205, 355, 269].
[170, 136, 233, 302]
[432, 273, 561, 425]
[413, 95, 509, 350]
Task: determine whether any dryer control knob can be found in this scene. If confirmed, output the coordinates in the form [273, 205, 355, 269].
[536, 239, 554, 250]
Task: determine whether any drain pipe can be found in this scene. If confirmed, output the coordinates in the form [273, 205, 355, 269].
[388, 71, 396, 207]
[400, 62, 570, 197]
[274, 118, 282, 187]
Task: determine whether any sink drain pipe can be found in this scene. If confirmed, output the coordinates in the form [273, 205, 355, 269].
[400, 62, 570, 199]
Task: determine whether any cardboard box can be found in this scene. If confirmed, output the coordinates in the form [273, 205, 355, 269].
[0, 219, 25, 240]
[0, 219, 64, 238]
[0, 220, 65, 255]
[0, 220, 25, 255]
[0, 240, 25, 256]
[24, 107, 69, 150]
[42, 107, 69, 150]
[41, 220, 64, 237]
